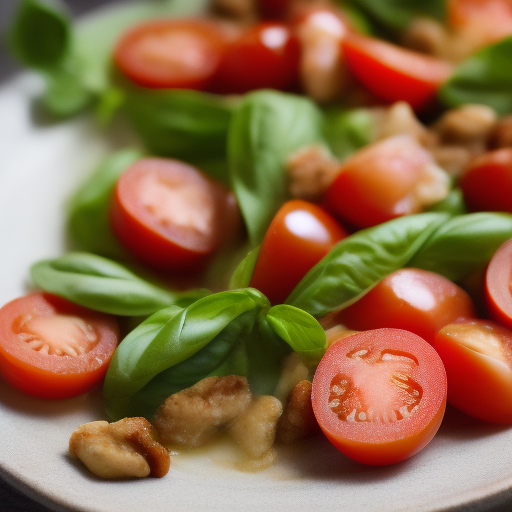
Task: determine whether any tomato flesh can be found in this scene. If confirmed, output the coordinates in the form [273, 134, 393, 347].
[249, 200, 348, 305]
[342, 33, 452, 111]
[312, 329, 447, 465]
[213, 22, 301, 94]
[0, 293, 119, 399]
[111, 158, 239, 270]
[114, 19, 228, 89]
[435, 320, 512, 423]
[337, 268, 476, 345]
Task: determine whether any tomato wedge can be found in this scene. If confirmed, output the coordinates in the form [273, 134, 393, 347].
[459, 149, 512, 213]
[111, 158, 239, 271]
[337, 268, 476, 345]
[0, 293, 119, 399]
[342, 33, 452, 111]
[249, 200, 348, 305]
[435, 319, 512, 423]
[485, 238, 512, 330]
[113, 19, 228, 89]
[312, 329, 447, 465]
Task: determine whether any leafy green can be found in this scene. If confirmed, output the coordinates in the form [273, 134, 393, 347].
[229, 246, 260, 289]
[286, 212, 450, 317]
[67, 149, 141, 259]
[228, 90, 325, 245]
[7, 0, 70, 69]
[439, 36, 512, 116]
[427, 188, 467, 215]
[30, 252, 208, 316]
[409, 213, 512, 281]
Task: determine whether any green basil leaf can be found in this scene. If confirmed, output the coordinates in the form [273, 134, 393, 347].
[286, 212, 450, 317]
[67, 149, 142, 259]
[267, 305, 327, 365]
[342, 0, 445, 31]
[124, 88, 236, 169]
[324, 108, 376, 160]
[30, 252, 208, 316]
[7, 0, 70, 69]
[228, 90, 325, 245]
[408, 212, 512, 281]
[103, 289, 269, 420]
[439, 37, 512, 116]
[229, 246, 260, 289]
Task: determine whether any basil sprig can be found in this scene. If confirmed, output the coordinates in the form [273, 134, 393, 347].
[30, 252, 209, 316]
[439, 36, 512, 116]
[228, 90, 325, 245]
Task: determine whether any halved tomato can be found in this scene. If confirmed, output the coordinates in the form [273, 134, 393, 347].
[111, 158, 240, 271]
[323, 135, 450, 228]
[312, 328, 447, 465]
[0, 292, 119, 399]
[113, 19, 228, 89]
[435, 319, 512, 423]
[249, 200, 348, 305]
[337, 268, 476, 345]
[342, 33, 452, 111]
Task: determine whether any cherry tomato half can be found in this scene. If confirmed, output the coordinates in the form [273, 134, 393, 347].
[323, 135, 449, 228]
[342, 33, 452, 111]
[113, 19, 228, 89]
[435, 319, 512, 423]
[485, 238, 512, 330]
[0, 293, 119, 399]
[337, 268, 476, 345]
[249, 200, 348, 305]
[111, 158, 239, 271]
[312, 329, 447, 465]
[459, 149, 512, 213]
[213, 22, 301, 94]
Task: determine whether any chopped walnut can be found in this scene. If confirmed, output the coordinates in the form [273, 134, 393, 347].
[410, 162, 451, 207]
[153, 376, 252, 448]
[274, 352, 310, 404]
[489, 116, 512, 149]
[229, 395, 283, 458]
[210, 0, 259, 24]
[276, 380, 320, 444]
[431, 145, 480, 178]
[402, 17, 449, 57]
[69, 418, 170, 479]
[286, 145, 340, 201]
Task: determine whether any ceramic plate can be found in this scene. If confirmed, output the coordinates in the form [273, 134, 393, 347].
[2, 16, 512, 512]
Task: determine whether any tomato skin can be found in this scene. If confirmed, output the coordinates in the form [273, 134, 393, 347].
[337, 268, 477, 345]
[213, 22, 301, 94]
[485, 238, 512, 330]
[323, 135, 440, 228]
[113, 19, 227, 90]
[249, 200, 348, 305]
[0, 293, 119, 399]
[435, 319, 512, 423]
[111, 158, 239, 271]
[459, 149, 512, 213]
[342, 33, 452, 111]
[312, 329, 447, 465]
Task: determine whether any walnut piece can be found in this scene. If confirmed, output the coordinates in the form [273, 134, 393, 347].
[276, 380, 320, 444]
[153, 376, 252, 447]
[229, 395, 283, 458]
[69, 418, 170, 479]
[489, 116, 512, 150]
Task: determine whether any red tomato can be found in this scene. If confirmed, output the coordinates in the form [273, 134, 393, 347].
[337, 268, 476, 345]
[259, 0, 291, 19]
[435, 319, 512, 423]
[249, 200, 348, 305]
[111, 158, 239, 270]
[485, 238, 512, 329]
[213, 22, 301, 94]
[323, 135, 448, 228]
[459, 149, 512, 213]
[312, 328, 447, 465]
[113, 19, 228, 89]
[342, 33, 452, 111]
[0, 293, 119, 399]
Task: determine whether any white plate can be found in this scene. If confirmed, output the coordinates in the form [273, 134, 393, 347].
[1, 65, 512, 512]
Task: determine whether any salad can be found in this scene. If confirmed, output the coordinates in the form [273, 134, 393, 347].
[3, 0, 512, 499]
